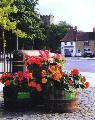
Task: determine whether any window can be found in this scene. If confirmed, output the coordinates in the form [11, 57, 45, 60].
[65, 42, 67, 45]
[70, 49, 73, 53]
[77, 49, 80, 53]
[71, 42, 73, 45]
[84, 41, 89, 46]
[84, 48, 90, 51]
[64, 49, 69, 53]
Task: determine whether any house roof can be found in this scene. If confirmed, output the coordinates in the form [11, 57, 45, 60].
[61, 28, 95, 42]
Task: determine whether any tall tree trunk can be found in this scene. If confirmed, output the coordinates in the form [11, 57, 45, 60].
[1, 27, 6, 72]
[17, 36, 18, 50]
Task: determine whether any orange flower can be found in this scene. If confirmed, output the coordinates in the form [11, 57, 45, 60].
[36, 84, 42, 92]
[28, 81, 36, 87]
[84, 82, 90, 88]
[49, 66, 56, 72]
[82, 76, 86, 83]
[28, 73, 33, 79]
[71, 69, 79, 75]
[5, 80, 11, 86]
[42, 78, 47, 84]
[52, 73, 60, 81]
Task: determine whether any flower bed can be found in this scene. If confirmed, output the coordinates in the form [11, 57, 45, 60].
[0, 50, 90, 112]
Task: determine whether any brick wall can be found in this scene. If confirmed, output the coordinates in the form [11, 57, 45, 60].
[76, 40, 95, 55]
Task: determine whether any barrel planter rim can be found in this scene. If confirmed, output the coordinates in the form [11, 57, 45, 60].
[3, 86, 40, 111]
[43, 90, 78, 113]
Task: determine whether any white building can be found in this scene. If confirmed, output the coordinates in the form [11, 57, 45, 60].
[61, 27, 77, 56]
[61, 41, 76, 56]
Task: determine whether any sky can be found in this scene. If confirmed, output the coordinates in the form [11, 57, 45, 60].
[37, 0, 95, 32]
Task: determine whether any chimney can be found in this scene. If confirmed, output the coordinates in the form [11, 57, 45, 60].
[93, 27, 95, 32]
[74, 26, 77, 31]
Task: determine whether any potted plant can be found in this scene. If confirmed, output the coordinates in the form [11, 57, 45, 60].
[24, 50, 90, 112]
[0, 71, 42, 111]
[40, 66, 90, 112]
[0, 50, 90, 112]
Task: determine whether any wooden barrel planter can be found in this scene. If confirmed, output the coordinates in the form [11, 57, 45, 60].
[45, 90, 77, 113]
[3, 86, 38, 111]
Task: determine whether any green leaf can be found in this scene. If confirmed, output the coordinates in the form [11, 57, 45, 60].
[64, 91, 76, 100]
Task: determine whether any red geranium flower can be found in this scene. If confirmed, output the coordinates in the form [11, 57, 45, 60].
[82, 76, 86, 83]
[24, 54, 30, 59]
[30, 81, 36, 87]
[68, 79, 74, 85]
[0, 80, 2, 83]
[5, 80, 11, 86]
[41, 70, 47, 77]
[42, 78, 47, 84]
[84, 82, 90, 88]
[36, 84, 42, 92]
[17, 71, 23, 76]
[44, 50, 49, 55]
[71, 69, 79, 75]
[1, 73, 11, 78]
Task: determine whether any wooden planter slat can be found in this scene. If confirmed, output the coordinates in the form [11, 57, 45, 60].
[45, 99, 77, 113]
[3, 86, 37, 111]
[42, 90, 77, 113]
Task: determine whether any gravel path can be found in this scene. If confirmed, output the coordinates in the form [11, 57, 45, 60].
[0, 87, 95, 120]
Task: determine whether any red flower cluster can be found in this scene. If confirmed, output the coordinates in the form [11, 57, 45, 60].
[68, 69, 90, 89]
[71, 69, 79, 75]
[53, 54, 63, 60]
[25, 56, 43, 67]
[24, 50, 51, 67]
[24, 50, 65, 68]
[28, 81, 42, 92]
[82, 76, 90, 88]
[84, 82, 90, 88]
[0, 71, 42, 92]
[0, 50, 90, 94]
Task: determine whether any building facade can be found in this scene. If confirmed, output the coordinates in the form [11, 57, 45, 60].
[61, 27, 95, 56]
[61, 41, 76, 56]
[40, 15, 54, 27]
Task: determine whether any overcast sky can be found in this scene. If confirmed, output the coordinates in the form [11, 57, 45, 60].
[37, 0, 95, 32]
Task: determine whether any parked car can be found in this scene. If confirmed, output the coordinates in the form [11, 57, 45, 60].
[83, 51, 94, 58]
[75, 52, 82, 57]
[64, 51, 72, 57]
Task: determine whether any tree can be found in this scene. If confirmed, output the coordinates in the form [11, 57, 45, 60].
[46, 21, 71, 53]
[10, 0, 46, 50]
[0, 0, 27, 52]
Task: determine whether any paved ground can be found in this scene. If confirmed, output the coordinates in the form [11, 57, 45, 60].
[63, 57, 95, 87]
[64, 57, 95, 73]
[0, 87, 95, 120]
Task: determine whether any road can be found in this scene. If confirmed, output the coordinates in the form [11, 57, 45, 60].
[64, 57, 95, 73]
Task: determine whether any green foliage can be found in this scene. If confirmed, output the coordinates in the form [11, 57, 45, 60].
[0, 0, 27, 38]
[46, 21, 71, 53]
[11, 0, 46, 42]
[1, 0, 15, 6]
